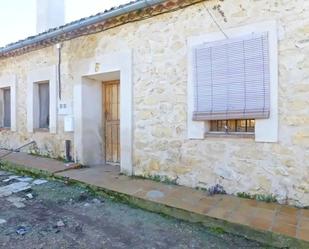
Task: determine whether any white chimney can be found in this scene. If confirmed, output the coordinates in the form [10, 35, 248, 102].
[36, 0, 65, 33]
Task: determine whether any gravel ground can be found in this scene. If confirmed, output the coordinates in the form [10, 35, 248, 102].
[0, 170, 275, 249]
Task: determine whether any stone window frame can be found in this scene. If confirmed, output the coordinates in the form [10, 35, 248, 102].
[187, 20, 278, 143]
[0, 75, 17, 131]
[27, 66, 57, 134]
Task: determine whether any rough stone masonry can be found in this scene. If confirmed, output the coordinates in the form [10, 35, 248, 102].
[0, 0, 308, 206]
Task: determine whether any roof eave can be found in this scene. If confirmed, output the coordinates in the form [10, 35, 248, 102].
[0, 0, 205, 59]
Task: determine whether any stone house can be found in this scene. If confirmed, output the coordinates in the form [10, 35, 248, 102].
[0, 0, 308, 206]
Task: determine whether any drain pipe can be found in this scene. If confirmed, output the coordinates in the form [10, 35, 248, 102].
[0, 0, 166, 55]
[56, 43, 62, 100]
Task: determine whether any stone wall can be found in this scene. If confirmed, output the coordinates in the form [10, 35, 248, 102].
[0, 47, 74, 158]
[0, 0, 308, 206]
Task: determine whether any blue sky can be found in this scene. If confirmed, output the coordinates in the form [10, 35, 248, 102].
[0, 0, 130, 47]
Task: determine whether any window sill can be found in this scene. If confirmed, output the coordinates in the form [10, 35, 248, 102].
[34, 128, 50, 133]
[205, 132, 255, 139]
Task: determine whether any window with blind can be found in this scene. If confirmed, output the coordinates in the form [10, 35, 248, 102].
[193, 33, 270, 122]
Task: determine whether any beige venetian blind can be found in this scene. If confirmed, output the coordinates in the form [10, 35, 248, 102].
[193, 33, 270, 121]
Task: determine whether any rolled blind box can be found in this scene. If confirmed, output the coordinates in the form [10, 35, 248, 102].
[193, 33, 270, 121]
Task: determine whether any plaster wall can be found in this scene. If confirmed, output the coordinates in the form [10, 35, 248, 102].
[36, 0, 65, 33]
[79, 77, 104, 165]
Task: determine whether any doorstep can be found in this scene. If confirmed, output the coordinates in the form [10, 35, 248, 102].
[1, 153, 308, 248]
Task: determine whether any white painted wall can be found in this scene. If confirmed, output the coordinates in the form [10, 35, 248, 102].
[73, 50, 133, 174]
[36, 0, 65, 33]
[80, 77, 104, 165]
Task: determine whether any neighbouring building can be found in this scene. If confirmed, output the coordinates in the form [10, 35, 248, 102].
[0, 0, 308, 206]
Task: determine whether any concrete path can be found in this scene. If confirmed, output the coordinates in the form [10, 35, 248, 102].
[0, 172, 269, 249]
[0, 150, 80, 174]
[1, 151, 309, 248]
[0, 150, 69, 173]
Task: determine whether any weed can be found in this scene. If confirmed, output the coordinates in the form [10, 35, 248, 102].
[237, 192, 277, 203]
[131, 174, 178, 185]
[28, 151, 67, 162]
[209, 227, 226, 235]
[237, 192, 252, 199]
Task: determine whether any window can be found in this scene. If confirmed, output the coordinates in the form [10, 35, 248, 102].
[27, 66, 57, 133]
[3, 88, 11, 128]
[38, 82, 50, 129]
[210, 119, 255, 133]
[0, 87, 11, 128]
[193, 33, 270, 123]
[188, 21, 278, 142]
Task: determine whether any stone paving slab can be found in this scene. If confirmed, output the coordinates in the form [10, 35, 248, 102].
[0, 182, 31, 197]
[1, 152, 309, 248]
[55, 167, 309, 248]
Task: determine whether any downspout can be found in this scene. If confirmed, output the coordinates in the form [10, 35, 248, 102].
[56, 43, 62, 100]
[55, 43, 72, 162]
[0, 0, 166, 55]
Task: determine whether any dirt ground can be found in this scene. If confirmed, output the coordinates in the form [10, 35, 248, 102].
[0, 170, 274, 249]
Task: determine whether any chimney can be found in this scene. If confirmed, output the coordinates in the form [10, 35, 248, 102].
[36, 0, 65, 33]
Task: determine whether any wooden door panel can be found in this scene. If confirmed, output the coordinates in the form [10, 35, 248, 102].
[105, 124, 112, 162]
[104, 81, 120, 164]
[112, 124, 119, 163]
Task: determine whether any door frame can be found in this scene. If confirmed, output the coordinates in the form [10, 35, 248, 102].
[74, 50, 133, 175]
